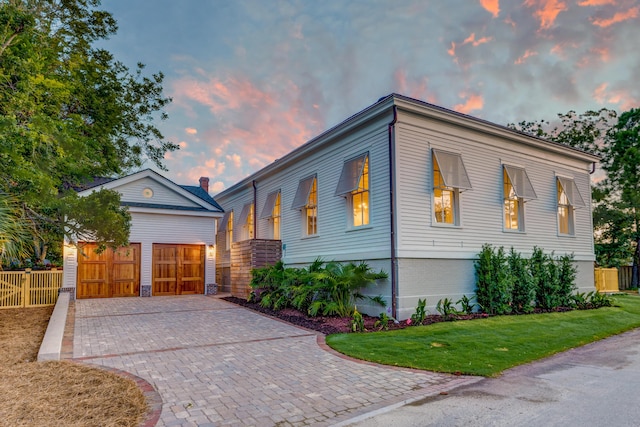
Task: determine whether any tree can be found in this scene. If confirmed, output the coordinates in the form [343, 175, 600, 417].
[0, 0, 178, 263]
[601, 108, 640, 287]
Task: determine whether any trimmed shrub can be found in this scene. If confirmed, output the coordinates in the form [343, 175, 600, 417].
[475, 244, 513, 315]
[508, 248, 535, 313]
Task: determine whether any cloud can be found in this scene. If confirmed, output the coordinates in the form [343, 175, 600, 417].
[185, 127, 198, 135]
[524, 0, 568, 30]
[514, 50, 539, 64]
[226, 153, 242, 169]
[462, 33, 493, 47]
[454, 93, 484, 114]
[479, 0, 500, 18]
[591, 6, 639, 27]
[210, 181, 225, 194]
[393, 69, 438, 103]
[578, 0, 616, 6]
[593, 83, 639, 110]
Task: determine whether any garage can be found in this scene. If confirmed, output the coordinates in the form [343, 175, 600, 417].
[152, 244, 205, 296]
[76, 243, 141, 299]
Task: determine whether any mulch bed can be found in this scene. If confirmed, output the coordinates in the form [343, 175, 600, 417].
[223, 296, 492, 334]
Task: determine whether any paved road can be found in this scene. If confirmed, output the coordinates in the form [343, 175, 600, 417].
[71, 295, 478, 426]
[347, 327, 640, 427]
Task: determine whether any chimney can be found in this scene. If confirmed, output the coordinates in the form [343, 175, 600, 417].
[199, 177, 209, 193]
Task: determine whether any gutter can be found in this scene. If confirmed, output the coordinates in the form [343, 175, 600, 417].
[252, 180, 257, 239]
[388, 105, 398, 319]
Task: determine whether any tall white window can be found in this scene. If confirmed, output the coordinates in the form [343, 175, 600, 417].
[292, 175, 318, 236]
[219, 211, 232, 250]
[260, 191, 281, 239]
[238, 202, 254, 240]
[432, 149, 472, 225]
[336, 153, 369, 227]
[557, 176, 585, 236]
[503, 165, 537, 232]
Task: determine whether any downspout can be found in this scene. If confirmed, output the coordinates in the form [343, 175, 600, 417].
[388, 105, 398, 319]
[589, 161, 596, 175]
[252, 180, 258, 239]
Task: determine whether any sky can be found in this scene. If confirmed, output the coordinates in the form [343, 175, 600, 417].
[100, 0, 640, 194]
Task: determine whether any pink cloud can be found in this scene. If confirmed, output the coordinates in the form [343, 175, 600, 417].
[592, 6, 639, 27]
[185, 127, 198, 135]
[524, 0, 568, 30]
[447, 41, 456, 57]
[479, 0, 500, 17]
[578, 0, 616, 5]
[454, 93, 484, 114]
[462, 33, 493, 47]
[514, 49, 538, 64]
[593, 83, 638, 110]
[394, 69, 438, 104]
[226, 153, 242, 169]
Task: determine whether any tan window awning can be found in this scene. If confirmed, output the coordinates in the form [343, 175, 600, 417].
[557, 177, 586, 208]
[217, 211, 231, 232]
[237, 203, 253, 225]
[292, 175, 316, 209]
[432, 149, 472, 190]
[335, 153, 368, 196]
[504, 165, 537, 200]
[260, 191, 280, 219]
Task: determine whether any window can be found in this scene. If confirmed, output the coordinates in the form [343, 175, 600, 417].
[238, 202, 254, 240]
[260, 191, 281, 239]
[503, 165, 537, 231]
[336, 153, 369, 227]
[218, 211, 233, 250]
[292, 175, 318, 236]
[432, 149, 472, 225]
[557, 176, 585, 236]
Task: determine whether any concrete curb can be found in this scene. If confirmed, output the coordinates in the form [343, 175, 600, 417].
[37, 292, 70, 361]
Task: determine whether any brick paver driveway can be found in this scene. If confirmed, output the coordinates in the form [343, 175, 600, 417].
[72, 295, 479, 426]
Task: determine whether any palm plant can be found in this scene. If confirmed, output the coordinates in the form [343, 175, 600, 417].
[0, 194, 31, 268]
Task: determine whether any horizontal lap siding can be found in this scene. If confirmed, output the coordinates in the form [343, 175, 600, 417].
[216, 121, 392, 267]
[117, 177, 201, 208]
[395, 113, 595, 261]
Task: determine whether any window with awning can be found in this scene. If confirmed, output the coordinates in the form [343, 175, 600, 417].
[292, 175, 316, 209]
[503, 165, 537, 200]
[432, 149, 472, 191]
[335, 153, 368, 196]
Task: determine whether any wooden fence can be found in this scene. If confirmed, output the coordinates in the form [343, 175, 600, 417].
[618, 266, 634, 290]
[0, 270, 64, 309]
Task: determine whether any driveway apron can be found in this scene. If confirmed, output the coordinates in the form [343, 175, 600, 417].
[72, 296, 479, 426]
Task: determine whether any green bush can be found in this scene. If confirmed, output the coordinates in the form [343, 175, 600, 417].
[508, 248, 535, 314]
[436, 298, 458, 320]
[410, 298, 427, 325]
[529, 247, 561, 310]
[557, 253, 578, 307]
[249, 258, 387, 317]
[475, 244, 513, 315]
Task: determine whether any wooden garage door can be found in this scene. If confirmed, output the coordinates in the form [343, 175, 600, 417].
[77, 243, 141, 299]
[152, 244, 204, 296]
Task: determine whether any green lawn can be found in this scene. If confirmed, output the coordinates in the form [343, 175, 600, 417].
[326, 294, 640, 377]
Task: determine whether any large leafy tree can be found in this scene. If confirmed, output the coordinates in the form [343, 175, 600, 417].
[0, 0, 178, 264]
[510, 108, 640, 286]
[601, 109, 640, 286]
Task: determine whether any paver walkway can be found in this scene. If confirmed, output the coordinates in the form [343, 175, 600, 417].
[72, 296, 479, 426]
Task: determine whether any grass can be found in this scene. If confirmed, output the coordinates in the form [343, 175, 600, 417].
[326, 294, 640, 377]
[0, 306, 148, 427]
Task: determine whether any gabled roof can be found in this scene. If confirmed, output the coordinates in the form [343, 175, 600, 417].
[77, 169, 224, 213]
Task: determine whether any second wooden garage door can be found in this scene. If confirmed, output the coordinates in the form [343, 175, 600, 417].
[152, 244, 204, 296]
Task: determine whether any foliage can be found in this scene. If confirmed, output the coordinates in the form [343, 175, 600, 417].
[572, 291, 613, 310]
[249, 259, 387, 317]
[508, 248, 535, 314]
[350, 307, 365, 332]
[557, 253, 578, 306]
[600, 108, 640, 287]
[409, 298, 427, 325]
[374, 312, 393, 331]
[327, 294, 640, 377]
[529, 247, 560, 310]
[456, 295, 476, 315]
[435, 298, 458, 320]
[0, 193, 31, 266]
[474, 244, 512, 315]
[0, 0, 178, 261]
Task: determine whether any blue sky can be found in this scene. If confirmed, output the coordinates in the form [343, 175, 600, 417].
[100, 0, 640, 193]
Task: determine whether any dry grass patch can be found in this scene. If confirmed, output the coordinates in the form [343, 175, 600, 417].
[0, 307, 149, 427]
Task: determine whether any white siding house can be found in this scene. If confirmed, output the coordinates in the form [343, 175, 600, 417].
[215, 94, 599, 319]
[63, 169, 224, 299]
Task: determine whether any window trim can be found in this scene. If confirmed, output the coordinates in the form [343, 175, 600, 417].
[432, 149, 470, 226]
[225, 211, 234, 250]
[336, 153, 370, 229]
[556, 176, 583, 236]
[304, 177, 318, 236]
[503, 167, 524, 232]
[260, 190, 281, 240]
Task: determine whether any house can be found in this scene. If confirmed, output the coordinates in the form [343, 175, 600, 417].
[62, 169, 224, 299]
[214, 94, 599, 319]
